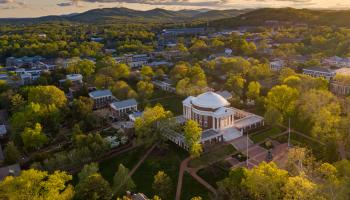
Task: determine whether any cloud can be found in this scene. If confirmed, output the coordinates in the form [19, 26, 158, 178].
[57, 2, 74, 7]
[0, 0, 13, 4]
[72, 0, 228, 6]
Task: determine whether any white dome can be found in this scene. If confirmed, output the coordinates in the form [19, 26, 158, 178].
[191, 92, 230, 109]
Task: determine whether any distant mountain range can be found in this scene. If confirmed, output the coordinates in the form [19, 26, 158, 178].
[0, 7, 251, 24]
[210, 8, 350, 28]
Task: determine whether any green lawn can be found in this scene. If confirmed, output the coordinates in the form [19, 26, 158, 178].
[140, 89, 184, 115]
[274, 132, 325, 159]
[250, 127, 283, 143]
[189, 144, 236, 168]
[197, 161, 231, 188]
[181, 172, 213, 200]
[131, 143, 188, 198]
[99, 146, 147, 183]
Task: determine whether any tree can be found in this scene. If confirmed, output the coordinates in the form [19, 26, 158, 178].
[278, 68, 297, 83]
[71, 96, 93, 115]
[78, 162, 99, 181]
[265, 85, 299, 120]
[112, 164, 135, 196]
[155, 68, 165, 79]
[134, 105, 172, 147]
[283, 75, 302, 89]
[10, 93, 25, 113]
[226, 74, 246, 98]
[28, 85, 67, 108]
[94, 74, 114, 89]
[75, 173, 112, 200]
[137, 81, 154, 100]
[264, 107, 283, 126]
[140, 66, 154, 80]
[184, 120, 203, 158]
[247, 81, 261, 101]
[242, 162, 288, 200]
[96, 56, 116, 69]
[114, 63, 130, 80]
[285, 147, 317, 176]
[112, 81, 137, 100]
[152, 171, 172, 199]
[0, 169, 74, 200]
[282, 175, 318, 200]
[316, 163, 349, 200]
[21, 123, 48, 150]
[217, 167, 248, 200]
[170, 63, 189, 82]
[68, 59, 96, 77]
[3, 141, 21, 164]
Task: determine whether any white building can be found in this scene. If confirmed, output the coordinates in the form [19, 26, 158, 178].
[110, 99, 138, 119]
[164, 92, 264, 150]
[322, 56, 350, 67]
[89, 89, 115, 109]
[302, 67, 336, 80]
[152, 79, 175, 93]
[270, 59, 285, 71]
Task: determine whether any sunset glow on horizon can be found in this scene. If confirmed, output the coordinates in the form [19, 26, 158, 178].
[0, 0, 350, 18]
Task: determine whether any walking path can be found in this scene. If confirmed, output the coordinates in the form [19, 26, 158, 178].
[176, 157, 191, 200]
[129, 143, 157, 176]
[175, 156, 218, 200]
[187, 168, 217, 196]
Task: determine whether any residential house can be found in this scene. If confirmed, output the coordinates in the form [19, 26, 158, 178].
[110, 98, 138, 119]
[270, 59, 285, 71]
[89, 89, 115, 109]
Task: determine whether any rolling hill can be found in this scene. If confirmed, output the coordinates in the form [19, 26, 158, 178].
[0, 7, 250, 24]
[210, 8, 350, 28]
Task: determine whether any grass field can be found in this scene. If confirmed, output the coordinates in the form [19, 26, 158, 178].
[131, 143, 188, 198]
[181, 172, 213, 200]
[250, 127, 283, 143]
[189, 144, 236, 168]
[99, 146, 147, 183]
[140, 89, 184, 115]
[197, 160, 231, 188]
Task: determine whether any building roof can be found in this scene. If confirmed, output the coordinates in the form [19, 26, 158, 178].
[303, 67, 334, 73]
[191, 92, 230, 109]
[235, 115, 264, 129]
[110, 99, 137, 110]
[0, 164, 21, 181]
[335, 68, 350, 76]
[66, 74, 83, 81]
[89, 89, 112, 98]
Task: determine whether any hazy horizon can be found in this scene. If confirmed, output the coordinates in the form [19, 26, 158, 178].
[0, 0, 350, 18]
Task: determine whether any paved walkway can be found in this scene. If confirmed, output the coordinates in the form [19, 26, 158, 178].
[175, 156, 218, 200]
[176, 157, 191, 200]
[187, 168, 217, 196]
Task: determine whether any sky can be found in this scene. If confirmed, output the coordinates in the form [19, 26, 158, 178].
[0, 0, 350, 18]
